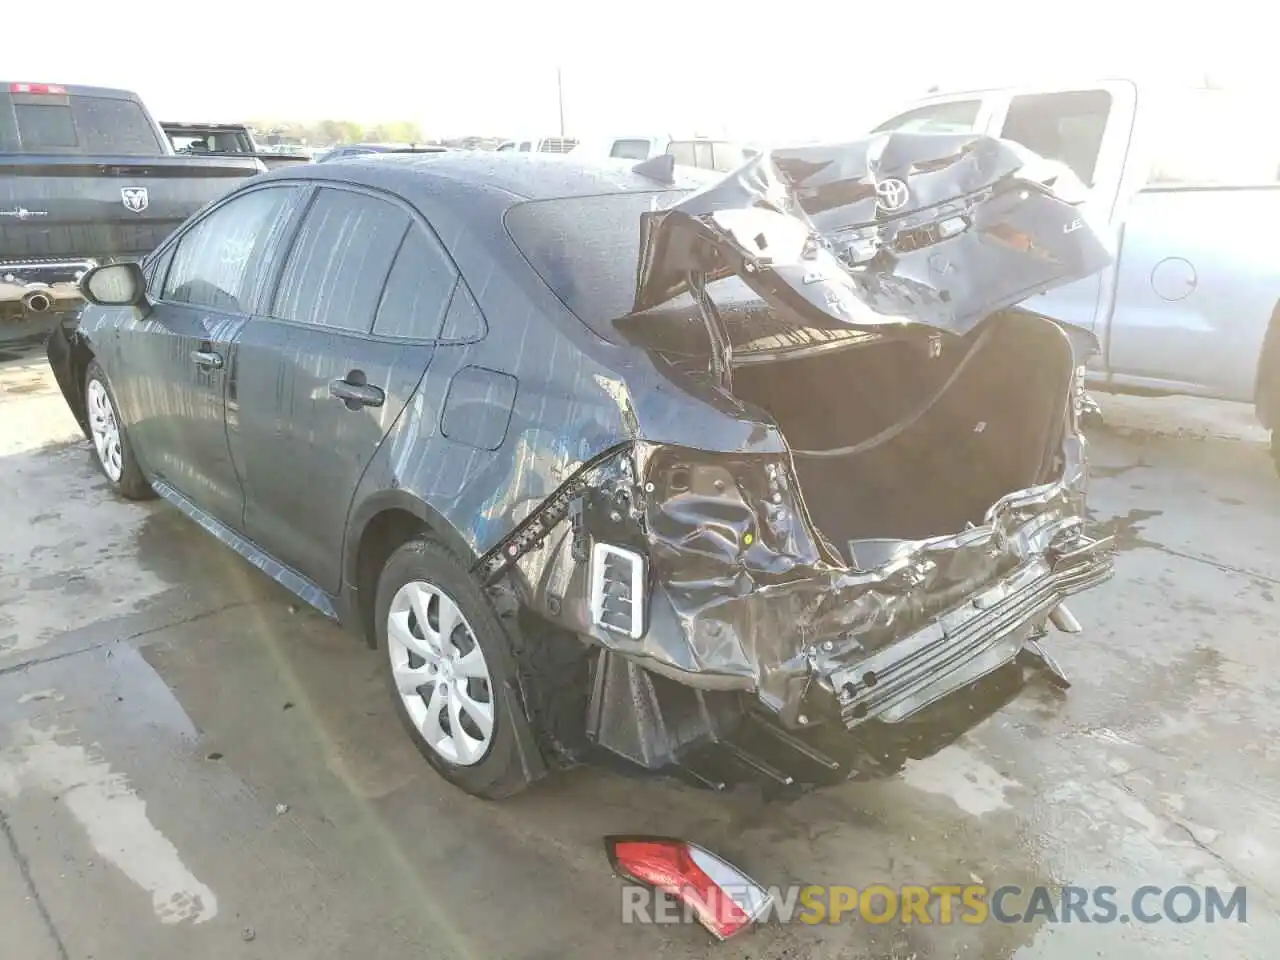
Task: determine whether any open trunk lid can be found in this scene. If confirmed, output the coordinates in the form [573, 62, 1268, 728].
[632, 131, 1112, 339]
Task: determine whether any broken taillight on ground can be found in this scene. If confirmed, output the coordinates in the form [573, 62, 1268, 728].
[605, 835, 773, 940]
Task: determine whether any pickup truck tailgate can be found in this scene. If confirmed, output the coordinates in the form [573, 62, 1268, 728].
[0, 154, 262, 262]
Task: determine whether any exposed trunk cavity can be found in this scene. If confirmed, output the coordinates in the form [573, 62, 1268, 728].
[730, 311, 1073, 555]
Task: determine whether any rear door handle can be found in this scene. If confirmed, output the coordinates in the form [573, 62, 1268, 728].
[329, 377, 385, 409]
[190, 349, 223, 370]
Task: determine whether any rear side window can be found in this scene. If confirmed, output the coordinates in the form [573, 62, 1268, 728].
[667, 141, 696, 167]
[505, 189, 691, 331]
[0, 93, 161, 154]
[272, 188, 409, 332]
[372, 227, 458, 340]
[666, 141, 746, 172]
[163, 186, 301, 313]
[610, 139, 652, 160]
[1000, 90, 1112, 186]
[1145, 89, 1280, 187]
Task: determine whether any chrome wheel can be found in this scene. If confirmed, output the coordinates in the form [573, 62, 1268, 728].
[87, 377, 123, 482]
[387, 580, 495, 766]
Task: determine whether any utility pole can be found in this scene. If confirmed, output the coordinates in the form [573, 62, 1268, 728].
[557, 66, 566, 137]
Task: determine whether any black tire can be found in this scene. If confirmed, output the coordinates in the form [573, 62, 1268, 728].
[374, 537, 533, 799]
[84, 360, 153, 500]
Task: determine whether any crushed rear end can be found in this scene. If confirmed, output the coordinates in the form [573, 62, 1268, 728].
[493, 132, 1116, 787]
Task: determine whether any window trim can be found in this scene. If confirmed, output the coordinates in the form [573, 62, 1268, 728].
[153, 181, 310, 318]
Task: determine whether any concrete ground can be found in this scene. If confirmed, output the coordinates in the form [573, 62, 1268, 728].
[1, 341, 1277, 960]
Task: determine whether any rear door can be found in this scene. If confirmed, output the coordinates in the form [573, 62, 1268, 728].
[229, 184, 455, 593]
[111, 183, 303, 528]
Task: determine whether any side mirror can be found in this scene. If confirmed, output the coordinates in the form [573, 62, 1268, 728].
[80, 261, 147, 307]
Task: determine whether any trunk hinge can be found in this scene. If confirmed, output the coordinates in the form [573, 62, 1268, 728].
[687, 270, 733, 392]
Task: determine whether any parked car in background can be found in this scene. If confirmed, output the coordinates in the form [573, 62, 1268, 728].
[162, 121, 310, 171]
[574, 134, 759, 172]
[316, 143, 448, 163]
[868, 79, 1280, 467]
[494, 136, 578, 154]
[47, 144, 1113, 800]
[0, 82, 264, 344]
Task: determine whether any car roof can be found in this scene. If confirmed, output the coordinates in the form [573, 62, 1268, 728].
[259, 150, 717, 206]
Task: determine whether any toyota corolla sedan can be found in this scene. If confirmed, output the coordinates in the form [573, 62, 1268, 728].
[47, 141, 1114, 799]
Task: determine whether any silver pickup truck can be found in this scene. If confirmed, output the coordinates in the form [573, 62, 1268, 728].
[868, 80, 1280, 464]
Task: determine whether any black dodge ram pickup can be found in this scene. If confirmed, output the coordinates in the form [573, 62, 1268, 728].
[1, 82, 264, 344]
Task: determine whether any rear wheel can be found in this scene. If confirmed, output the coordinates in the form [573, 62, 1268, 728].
[375, 538, 532, 799]
[84, 360, 153, 500]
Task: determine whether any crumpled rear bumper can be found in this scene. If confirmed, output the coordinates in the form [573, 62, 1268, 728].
[830, 524, 1113, 728]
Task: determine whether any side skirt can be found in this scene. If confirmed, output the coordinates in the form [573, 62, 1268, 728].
[151, 479, 340, 621]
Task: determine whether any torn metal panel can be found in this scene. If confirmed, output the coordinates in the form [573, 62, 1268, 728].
[489, 132, 1117, 749]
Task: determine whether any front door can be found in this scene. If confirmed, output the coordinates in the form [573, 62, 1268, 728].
[110, 184, 304, 528]
[228, 186, 455, 593]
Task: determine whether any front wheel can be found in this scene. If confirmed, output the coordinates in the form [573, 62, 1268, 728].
[84, 360, 153, 500]
[375, 537, 533, 799]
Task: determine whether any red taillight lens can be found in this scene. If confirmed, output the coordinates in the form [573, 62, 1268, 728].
[9, 83, 68, 95]
[605, 836, 771, 940]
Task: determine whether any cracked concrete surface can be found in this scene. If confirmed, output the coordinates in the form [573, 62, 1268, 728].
[1, 347, 1278, 959]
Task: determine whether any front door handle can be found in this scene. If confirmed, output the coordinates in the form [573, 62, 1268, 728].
[190, 349, 223, 370]
[329, 375, 385, 409]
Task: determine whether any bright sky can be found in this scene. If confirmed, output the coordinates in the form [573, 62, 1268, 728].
[9, 0, 1277, 140]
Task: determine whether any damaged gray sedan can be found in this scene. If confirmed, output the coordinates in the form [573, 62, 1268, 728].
[48, 133, 1114, 798]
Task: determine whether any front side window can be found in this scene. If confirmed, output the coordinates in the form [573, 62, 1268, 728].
[872, 99, 982, 135]
[271, 188, 409, 333]
[1000, 90, 1112, 186]
[162, 186, 301, 313]
[1145, 89, 1280, 187]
